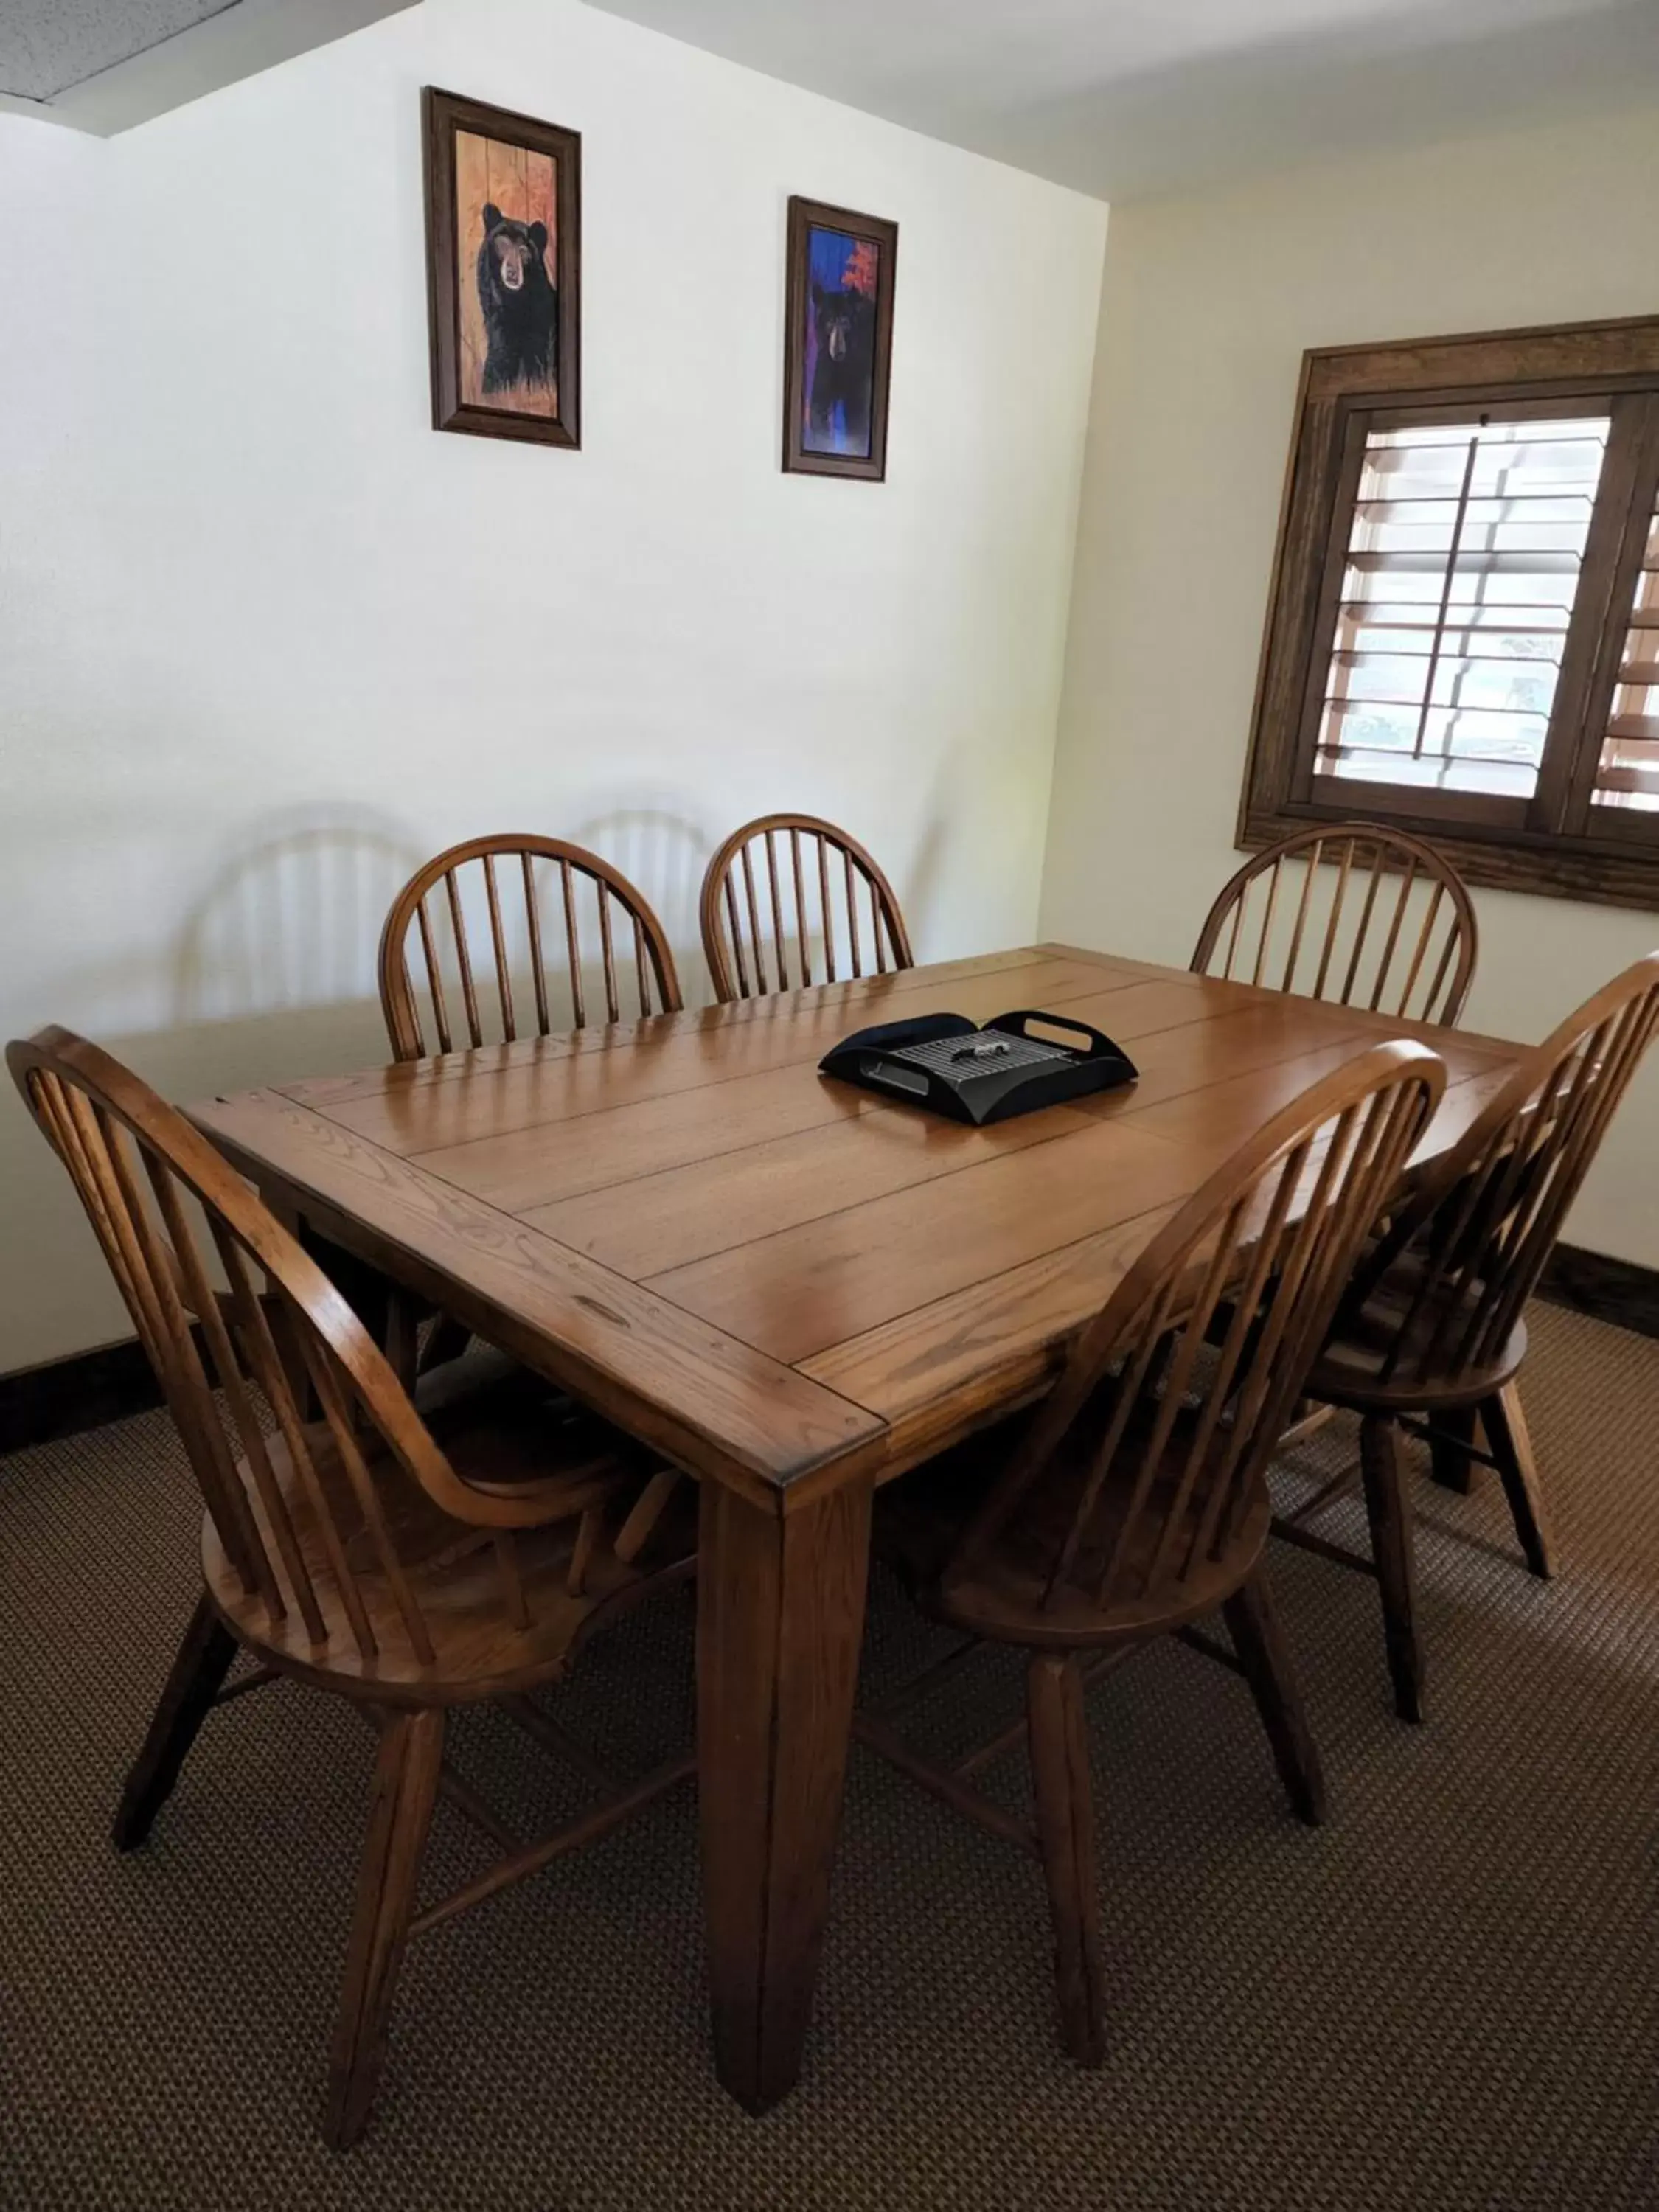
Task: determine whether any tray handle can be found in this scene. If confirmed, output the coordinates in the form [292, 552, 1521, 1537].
[984, 1009, 1124, 1060]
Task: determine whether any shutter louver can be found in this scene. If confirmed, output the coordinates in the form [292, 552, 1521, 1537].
[1312, 414, 1610, 801]
[1590, 481, 1659, 815]
[1244, 317, 1659, 908]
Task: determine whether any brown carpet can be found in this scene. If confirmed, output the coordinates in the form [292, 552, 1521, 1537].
[2, 1301, 1658, 2211]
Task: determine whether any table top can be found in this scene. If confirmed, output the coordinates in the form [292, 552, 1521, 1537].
[190, 942, 1525, 1511]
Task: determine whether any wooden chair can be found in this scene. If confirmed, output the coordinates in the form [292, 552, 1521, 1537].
[699, 813, 913, 1002]
[7, 1026, 697, 2151]
[860, 1037, 1445, 2065]
[1192, 824, 1478, 1027]
[1281, 951, 1659, 1722]
[378, 833, 682, 1062]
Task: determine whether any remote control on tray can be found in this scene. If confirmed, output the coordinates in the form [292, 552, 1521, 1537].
[818, 1009, 1138, 1126]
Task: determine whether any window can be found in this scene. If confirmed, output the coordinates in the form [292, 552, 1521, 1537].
[1239, 317, 1659, 909]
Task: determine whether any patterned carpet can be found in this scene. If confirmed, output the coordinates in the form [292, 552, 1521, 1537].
[2, 1301, 1657, 2212]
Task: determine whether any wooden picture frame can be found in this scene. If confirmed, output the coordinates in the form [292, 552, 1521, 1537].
[422, 86, 581, 448]
[782, 196, 897, 481]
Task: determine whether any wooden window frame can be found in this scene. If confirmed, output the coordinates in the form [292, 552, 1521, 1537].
[1239, 315, 1659, 911]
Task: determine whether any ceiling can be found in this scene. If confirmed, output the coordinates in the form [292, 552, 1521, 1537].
[0, 0, 235, 100]
[582, 0, 1659, 199]
[0, 0, 416, 133]
[4, 0, 1655, 181]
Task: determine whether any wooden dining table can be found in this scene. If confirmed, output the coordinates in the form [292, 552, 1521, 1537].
[189, 940, 1526, 2111]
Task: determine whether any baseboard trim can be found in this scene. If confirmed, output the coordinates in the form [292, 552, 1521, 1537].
[0, 1335, 167, 1457]
[1537, 1242, 1659, 1342]
[2, 1237, 1654, 1460]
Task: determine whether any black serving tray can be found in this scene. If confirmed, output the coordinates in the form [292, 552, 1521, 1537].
[818, 1008, 1138, 1126]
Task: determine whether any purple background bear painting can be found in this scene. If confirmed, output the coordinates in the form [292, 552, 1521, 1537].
[801, 226, 882, 459]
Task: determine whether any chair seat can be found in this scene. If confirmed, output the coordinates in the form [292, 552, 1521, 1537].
[204, 1366, 695, 1703]
[877, 1405, 1272, 1652]
[1309, 1252, 1527, 1413]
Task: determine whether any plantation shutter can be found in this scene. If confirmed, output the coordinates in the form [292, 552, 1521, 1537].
[1589, 465, 1659, 819]
[1311, 408, 1611, 807]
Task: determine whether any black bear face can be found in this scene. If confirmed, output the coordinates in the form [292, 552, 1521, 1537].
[481, 202, 549, 299]
[812, 282, 868, 365]
[476, 199, 557, 397]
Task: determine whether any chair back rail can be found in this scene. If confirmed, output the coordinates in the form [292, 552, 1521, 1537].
[1192, 824, 1478, 1027]
[1345, 951, 1659, 1388]
[700, 813, 912, 1002]
[7, 1027, 611, 1668]
[947, 1040, 1446, 1626]
[378, 835, 682, 1061]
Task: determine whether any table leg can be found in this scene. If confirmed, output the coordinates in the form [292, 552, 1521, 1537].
[697, 1475, 872, 2112]
[272, 1202, 416, 1391]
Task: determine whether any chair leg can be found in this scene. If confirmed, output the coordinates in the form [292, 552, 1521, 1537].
[1026, 1652, 1107, 2067]
[1481, 1383, 1555, 1580]
[1427, 1405, 1478, 1495]
[1221, 1571, 1326, 1827]
[112, 1594, 238, 1851]
[324, 1705, 445, 2153]
[1358, 1413, 1425, 1723]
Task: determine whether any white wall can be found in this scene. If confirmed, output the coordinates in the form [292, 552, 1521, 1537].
[0, 0, 1107, 1372]
[1041, 104, 1659, 1268]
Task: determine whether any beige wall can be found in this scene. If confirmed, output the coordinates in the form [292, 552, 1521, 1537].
[1041, 103, 1659, 1267]
[0, 0, 1106, 1375]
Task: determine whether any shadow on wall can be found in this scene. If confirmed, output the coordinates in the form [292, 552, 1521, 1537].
[0, 1000, 400, 1378]
[6, 810, 425, 1377]
[568, 793, 947, 1000]
[0, 801, 711, 1373]
[1, 793, 947, 1376]
[570, 804, 714, 1001]
[174, 810, 427, 1026]
[590, 795, 958, 995]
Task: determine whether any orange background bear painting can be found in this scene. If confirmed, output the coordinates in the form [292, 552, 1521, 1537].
[454, 129, 558, 415]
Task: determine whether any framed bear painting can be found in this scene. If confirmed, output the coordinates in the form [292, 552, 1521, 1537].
[422, 87, 580, 448]
[782, 196, 897, 481]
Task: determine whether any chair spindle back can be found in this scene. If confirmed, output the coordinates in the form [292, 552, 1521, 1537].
[948, 1040, 1445, 1623]
[699, 813, 913, 1003]
[1192, 824, 1478, 1026]
[378, 835, 682, 1062]
[1346, 951, 1659, 1389]
[7, 1029, 610, 1666]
